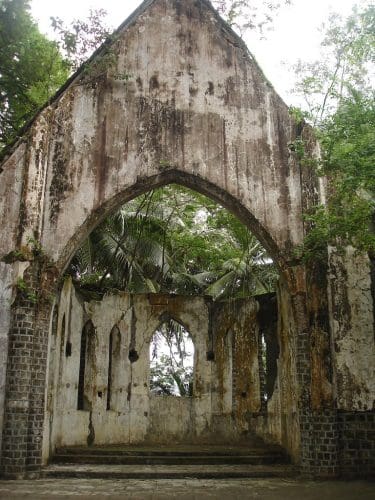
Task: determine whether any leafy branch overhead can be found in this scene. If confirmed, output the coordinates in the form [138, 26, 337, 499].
[0, 0, 69, 149]
[291, 3, 375, 257]
[69, 185, 278, 299]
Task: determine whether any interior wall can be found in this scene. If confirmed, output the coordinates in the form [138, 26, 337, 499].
[46, 279, 216, 452]
[0, 263, 13, 458]
[247, 279, 300, 462]
[44, 278, 291, 458]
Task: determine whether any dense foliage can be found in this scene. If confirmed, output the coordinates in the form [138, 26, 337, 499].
[0, 0, 69, 149]
[69, 185, 278, 299]
[292, 4, 375, 257]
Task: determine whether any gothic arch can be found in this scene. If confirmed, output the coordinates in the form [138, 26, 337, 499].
[58, 170, 284, 276]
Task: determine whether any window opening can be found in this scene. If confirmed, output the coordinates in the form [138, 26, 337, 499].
[106, 329, 113, 410]
[65, 341, 72, 357]
[150, 318, 194, 396]
[77, 320, 94, 410]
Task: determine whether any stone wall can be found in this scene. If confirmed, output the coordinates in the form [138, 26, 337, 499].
[329, 248, 375, 411]
[338, 410, 375, 478]
[328, 248, 375, 476]
[0, 263, 13, 461]
[44, 279, 288, 460]
[43, 280, 298, 460]
[0, 0, 373, 480]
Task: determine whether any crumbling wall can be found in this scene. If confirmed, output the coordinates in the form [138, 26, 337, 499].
[213, 300, 261, 438]
[1, 0, 372, 479]
[328, 248, 375, 477]
[46, 279, 285, 453]
[329, 248, 374, 410]
[47, 280, 215, 449]
[244, 282, 300, 462]
[0, 0, 307, 273]
[0, 264, 13, 457]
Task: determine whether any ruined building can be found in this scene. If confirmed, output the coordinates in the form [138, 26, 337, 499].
[0, 0, 374, 479]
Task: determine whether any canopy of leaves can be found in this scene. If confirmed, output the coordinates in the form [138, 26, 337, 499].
[291, 3, 375, 258]
[293, 4, 374, 125]
[302, 90, 375, 258]
[69, 185, 278, 300]
[0, 0, 69, 150]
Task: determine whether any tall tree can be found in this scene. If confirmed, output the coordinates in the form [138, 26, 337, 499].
[0, 0, 69, 150]
[291, 3, 375, 256]
[293, 3, 374, 125]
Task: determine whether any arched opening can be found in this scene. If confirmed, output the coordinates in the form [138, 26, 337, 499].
[149, 318, 194, 397]
[77, 320, 95, 411]
[45, 179, 300, 459]
[57, 171, 284, 276]
[67, 183, 278, 298]
[0, 0, 348, 476]
[106, 325, 121, 411]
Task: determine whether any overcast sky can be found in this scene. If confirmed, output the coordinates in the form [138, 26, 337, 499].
[31, 0, 362, 105]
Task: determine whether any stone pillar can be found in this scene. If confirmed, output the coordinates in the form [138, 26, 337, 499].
[328, 248, 375, 478]
[1, 262, 56, 478]
[287, 263, 339, 477]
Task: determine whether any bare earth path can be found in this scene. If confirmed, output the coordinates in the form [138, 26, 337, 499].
[0, 478, 374, 499]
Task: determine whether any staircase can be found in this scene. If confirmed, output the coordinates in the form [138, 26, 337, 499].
[43, 444, 297, 479]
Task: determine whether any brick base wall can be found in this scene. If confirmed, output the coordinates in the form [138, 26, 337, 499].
[1, 263, 56, 478]
[300, 409, 339, 477]
[338, 410, 375, 478]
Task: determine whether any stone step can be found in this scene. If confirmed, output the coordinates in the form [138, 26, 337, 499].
[51, 453, 287, 465]
[43, 463, 298, 480]
[55, 445, 285, 457]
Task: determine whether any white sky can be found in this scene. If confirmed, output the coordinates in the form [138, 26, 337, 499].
[31, 0, 362, 105]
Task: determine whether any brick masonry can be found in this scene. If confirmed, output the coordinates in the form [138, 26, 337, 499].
[338, 410, 375, 478]
[1, 263, 55, 478]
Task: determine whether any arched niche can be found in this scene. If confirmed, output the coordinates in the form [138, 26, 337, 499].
[106, 325, 122, 411]
[77, 320, 96, 411]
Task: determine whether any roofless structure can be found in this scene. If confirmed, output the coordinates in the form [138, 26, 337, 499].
[0, 0, 373, 479]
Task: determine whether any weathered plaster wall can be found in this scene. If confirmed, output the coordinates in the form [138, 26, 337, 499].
[47, 281, 210, 451]
[247, 280, 300, 462]
[0, 0, 307, 273]
[0, 264, 13, 457]
[213, 300, 261, 433]
[0, 0, 316, 471]
[329, 248, 375, 411]
[45, 279, 284, 456]
[0, 0, 373, 479]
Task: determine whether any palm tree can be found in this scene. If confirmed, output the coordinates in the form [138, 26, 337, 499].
[68, 185, 278, 299]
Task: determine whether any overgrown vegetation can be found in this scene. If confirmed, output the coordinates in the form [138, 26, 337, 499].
[292, 4, 375, 257]
[0, 0, 69, 149]
[68, 185, 278, 299]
